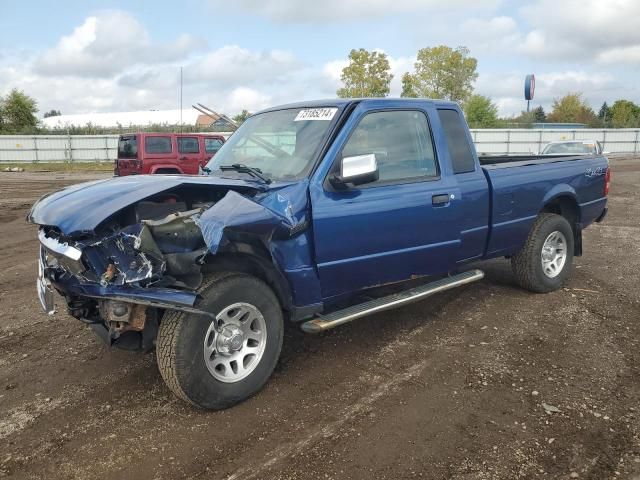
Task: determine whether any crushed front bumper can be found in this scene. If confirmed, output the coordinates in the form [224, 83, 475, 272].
[36, 233, 213, 350]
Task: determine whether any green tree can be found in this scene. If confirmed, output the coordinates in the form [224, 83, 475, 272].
[400, 46, 478, 104]
[400, 72, 419, 98]
[337, 48, 393, 98]
[463, 94, 499, 128]
[598, 102, 612, 127]
[43, 109, 61, 118]
[547, 93, 597, 126]
[515, 110, 537, 127]
[609, 100, 639, 128]
[532, 106, 546, 123]
[232, 109, 252, 125]
[0, 89, 38, 133]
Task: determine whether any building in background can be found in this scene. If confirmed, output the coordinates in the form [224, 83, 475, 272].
[41, 109, 201, 129]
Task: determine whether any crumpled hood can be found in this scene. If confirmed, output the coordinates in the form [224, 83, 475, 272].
[27, 174, 265, 236]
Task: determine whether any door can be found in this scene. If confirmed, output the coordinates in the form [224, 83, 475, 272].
[176, 136, 202, 174]
[310, 107, 462, 299]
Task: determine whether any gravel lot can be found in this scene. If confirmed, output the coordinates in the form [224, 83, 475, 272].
[0, 159, 639, 479]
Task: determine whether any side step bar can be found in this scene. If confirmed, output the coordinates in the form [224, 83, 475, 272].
[301, 269, 484, 334]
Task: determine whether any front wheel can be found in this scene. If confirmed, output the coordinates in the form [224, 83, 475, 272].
[511, 213, 574, 293]
[156, 273, 283, 409]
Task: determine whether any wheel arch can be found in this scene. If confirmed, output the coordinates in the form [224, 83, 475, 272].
[539, 193, 582, 256]
[202, 246, 293, 315]
[151, 165, 182, 174]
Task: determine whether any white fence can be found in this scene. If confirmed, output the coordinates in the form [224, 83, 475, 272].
[472, 128, 640, 155]
[0, 135, 119, 163]
[0, 129, 639, 163]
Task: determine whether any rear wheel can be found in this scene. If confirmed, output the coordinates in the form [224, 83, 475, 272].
[511, 213, 574, 293]
[156, 273, 283, 409]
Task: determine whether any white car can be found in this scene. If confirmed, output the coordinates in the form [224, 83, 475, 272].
[541, 140, 604, 155]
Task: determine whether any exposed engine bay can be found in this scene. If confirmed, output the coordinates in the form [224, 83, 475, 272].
[32, 177, 309, 351]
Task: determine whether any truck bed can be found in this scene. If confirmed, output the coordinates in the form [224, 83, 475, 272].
[479, 153, 609, 258]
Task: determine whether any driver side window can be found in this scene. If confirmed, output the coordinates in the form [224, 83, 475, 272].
[342, 110, 438, 185]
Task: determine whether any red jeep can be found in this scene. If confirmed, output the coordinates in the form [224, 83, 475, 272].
[115, 133, 225, 176]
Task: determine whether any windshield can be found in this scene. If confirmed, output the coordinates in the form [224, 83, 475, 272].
[543, 142, 595, 154]
[206, 107, 339, 181]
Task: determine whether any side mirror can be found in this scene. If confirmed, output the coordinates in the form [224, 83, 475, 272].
[330, 153, 379, 188]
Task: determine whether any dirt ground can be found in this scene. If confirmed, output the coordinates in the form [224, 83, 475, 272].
[0, 160, 638, 480]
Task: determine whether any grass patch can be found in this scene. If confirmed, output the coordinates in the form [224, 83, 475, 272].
[1, 162, 114, 172]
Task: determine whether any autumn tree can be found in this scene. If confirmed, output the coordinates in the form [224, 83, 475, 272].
[547, 93, 597, 126]
[609, 100, 639, 128]
[464, 94, 499, 128]
[337, 49, 393, 98]
[0, 89, 38, 133]
[400, 46, 478, 104]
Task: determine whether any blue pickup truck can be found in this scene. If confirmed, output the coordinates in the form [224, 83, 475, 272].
[29, 98, 609, 409]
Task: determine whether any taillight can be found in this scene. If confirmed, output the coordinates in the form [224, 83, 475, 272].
[604, 167, 611, 196]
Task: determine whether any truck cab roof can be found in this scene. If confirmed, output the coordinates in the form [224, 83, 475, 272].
[255, 98, 461, 115]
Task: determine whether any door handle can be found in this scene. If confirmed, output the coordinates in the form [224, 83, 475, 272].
[432, 194, 450, 206]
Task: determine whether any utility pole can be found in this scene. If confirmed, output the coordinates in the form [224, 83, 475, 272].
[180, 66, 183, 133]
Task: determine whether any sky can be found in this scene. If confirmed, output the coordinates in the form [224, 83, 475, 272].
[1, 0, 639, 118]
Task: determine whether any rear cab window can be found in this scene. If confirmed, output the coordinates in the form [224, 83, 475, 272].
[144, 136, 172, 154]
[177, 137, 200, 154]
[437, 109, 476, 174]
[118, 135, 138, 159]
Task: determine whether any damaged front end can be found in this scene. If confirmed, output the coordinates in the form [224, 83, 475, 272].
[31, 175, 312, 351]
[38, 205, 214, 350]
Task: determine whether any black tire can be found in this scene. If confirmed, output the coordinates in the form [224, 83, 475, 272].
[156, 272, 283, 409]
[511, 213, 574, 293]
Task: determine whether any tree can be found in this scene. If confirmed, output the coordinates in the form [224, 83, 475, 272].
[337, 48, 393, 98]
[232, 110, 252, 125]
[400, 46, 478, 104]
[463, 95, 499, 128]
[514, 110, 537, 127]
[0, 89, 38, 133]
[400, 72, 419, 98]
[532, 106, 546, 123]
[598, 102, 612, 127]
[609, 100, 639, 128]
[546, 93, 597, 126]
[44, 109, 61, 118]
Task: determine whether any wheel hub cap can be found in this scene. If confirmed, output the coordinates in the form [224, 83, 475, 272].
[216, 325, 244, 354]
[203, 302, 267, 383]
[541, 230, 567, 279]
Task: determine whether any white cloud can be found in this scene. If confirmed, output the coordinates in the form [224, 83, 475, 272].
[225, 87, 272, 113]
[188, 46, 300, 86]
[460, 16, 521, 53]
[517, 0, 640, 62]
[212, 0, 502, 22]
[34, 10, 204, 77]
[597, 45, 640, 64]
[322, 59, 349, 86]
